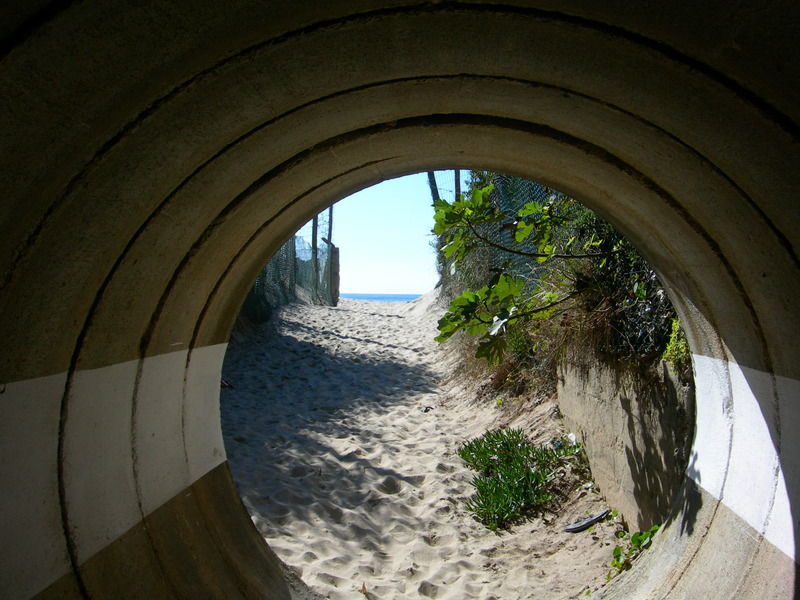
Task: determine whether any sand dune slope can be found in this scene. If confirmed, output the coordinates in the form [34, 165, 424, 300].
[222, 296, 618, 599]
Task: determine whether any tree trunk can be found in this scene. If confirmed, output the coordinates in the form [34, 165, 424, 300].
[427, 171, 440, 203]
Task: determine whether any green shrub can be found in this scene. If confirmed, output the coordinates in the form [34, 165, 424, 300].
[662, 318, 690, 374]
[458, 428, 584, 530]
[505, 321, 534, 358]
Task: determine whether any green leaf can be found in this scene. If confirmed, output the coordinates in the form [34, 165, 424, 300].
[491, 273, 524, 302]
[514, 220, 536, 243]
[517, 201, 543, 217]
[475, 336, 508, 365]
[466, 322, 489, 336]
[541, 291, 559, 304]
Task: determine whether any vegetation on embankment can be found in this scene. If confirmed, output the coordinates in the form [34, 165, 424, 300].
[458, 428, 588, 530]
[431, 171, 692, 399]
[431, 171, 694, 535]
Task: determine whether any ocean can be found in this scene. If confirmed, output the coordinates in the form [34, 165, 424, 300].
[339, 293, 422, 302]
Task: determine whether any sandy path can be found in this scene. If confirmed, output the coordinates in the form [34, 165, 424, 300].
[221, 296, 617, 599]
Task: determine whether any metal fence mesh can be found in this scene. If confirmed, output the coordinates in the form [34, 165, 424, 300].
[241, 210, 339, 322]
[489, 173, 553, 277]
[436, 172, 556, 299]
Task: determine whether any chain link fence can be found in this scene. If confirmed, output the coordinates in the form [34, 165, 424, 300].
[436, 173, 554, 301]
[488, 173, 553, 278]
[240, 209, 339, 322]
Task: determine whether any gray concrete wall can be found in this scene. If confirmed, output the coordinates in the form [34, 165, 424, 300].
[0, 2, 798, 598]
[558, 358, 694, 532]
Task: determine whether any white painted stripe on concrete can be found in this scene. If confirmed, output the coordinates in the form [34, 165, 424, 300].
[130, 345, 228, 515]
[764, 467, 794, 565]
[725, 363, 782, 545]
[0, 372, 72, 599]
[67, 359, 142, 563]
[690, 354, 797, 562]
[0, 345, 231, 596]
[688, 354, 733, 498]
[184, 343, 228, 482]
[134, 349, 195, 515]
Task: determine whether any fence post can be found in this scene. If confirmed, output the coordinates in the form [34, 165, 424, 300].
[311, 215, 319, 302]
[330, 246, 340, 306]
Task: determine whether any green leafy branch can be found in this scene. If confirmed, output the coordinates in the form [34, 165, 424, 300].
[432, 184, 615, 364]
[435, 274, 580, 365]
[433, 184, 618, 267]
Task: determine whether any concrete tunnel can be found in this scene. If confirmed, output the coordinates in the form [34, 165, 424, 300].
[1, 2, 798, 598]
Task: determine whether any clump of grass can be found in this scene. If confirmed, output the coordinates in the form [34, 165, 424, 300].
[458, 428, 585, 530]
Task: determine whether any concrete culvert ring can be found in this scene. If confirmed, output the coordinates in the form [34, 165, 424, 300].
[0, 3, 797, 599]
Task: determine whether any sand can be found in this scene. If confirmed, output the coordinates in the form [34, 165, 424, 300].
[221, 293, 620, 599]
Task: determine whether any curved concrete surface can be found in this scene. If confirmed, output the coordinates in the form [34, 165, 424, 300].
[1, 2, 797, 598]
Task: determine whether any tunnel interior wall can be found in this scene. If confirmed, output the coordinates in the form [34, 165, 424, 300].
[0, 2, 798, 599]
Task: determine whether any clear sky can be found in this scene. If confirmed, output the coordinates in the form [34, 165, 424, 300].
[297, 171, 469, 294]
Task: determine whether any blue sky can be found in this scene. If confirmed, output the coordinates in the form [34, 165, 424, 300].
[297, 171, 470, 294]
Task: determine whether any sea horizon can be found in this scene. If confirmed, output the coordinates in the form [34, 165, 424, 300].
[339, 292, 423, 302]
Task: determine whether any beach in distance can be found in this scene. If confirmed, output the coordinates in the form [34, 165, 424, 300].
[339, 292, 422, 302]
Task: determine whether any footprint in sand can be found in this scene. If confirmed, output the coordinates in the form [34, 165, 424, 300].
[417, 580, 440, 598]
[377, 476, 402, 494]
[405, 474, 426, 487]
[289, 465, 310, 477]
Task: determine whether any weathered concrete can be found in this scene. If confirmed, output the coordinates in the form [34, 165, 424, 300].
[1, 2, 798, 598]
[557, 357, 694, 532]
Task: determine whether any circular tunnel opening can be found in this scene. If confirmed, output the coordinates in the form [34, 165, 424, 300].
[219, 170, 699, 599]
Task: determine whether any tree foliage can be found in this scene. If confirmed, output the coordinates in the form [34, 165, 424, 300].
[433, 174, 678, 368]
